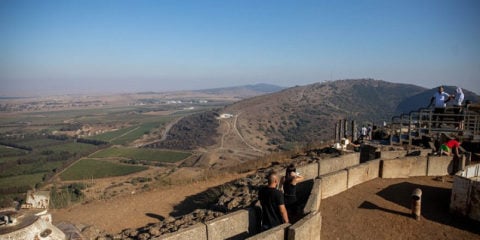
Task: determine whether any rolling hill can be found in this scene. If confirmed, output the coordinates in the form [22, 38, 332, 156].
[222, 79, 426, 149]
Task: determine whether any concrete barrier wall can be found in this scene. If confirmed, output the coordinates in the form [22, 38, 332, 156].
[381, 158, 410, 178]
[468, 181, 480, 221]
[347, 159, 380, 188]
[320, 170, 348, 199]
[380, 150, 407, 160]
[205, 209, 253, 240]
[450, 163, 480, 221]
[245, 223, 290, 240]
[296, 162, 319, 181]
[408, 156, 428, 176]
[319, 153, 360, 176]
[303, 178, 322, 214]
[461, 163, 480, 178]
[427, 156, 454, 176]
[158, 223, 208, 240]
[287, 212, 321, 240]
[450, 176, 471, 216]
[407, 149, 432, 157]
[381, 156, 428, 178]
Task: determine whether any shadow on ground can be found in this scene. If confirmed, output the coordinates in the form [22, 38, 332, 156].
[146, 213, 165, 221]
[375, 181, 480, 234]
[170, 180, 235, 217]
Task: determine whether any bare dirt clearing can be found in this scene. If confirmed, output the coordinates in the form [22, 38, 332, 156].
[321, 176, 480, 240]
[51, 172, 247, 234]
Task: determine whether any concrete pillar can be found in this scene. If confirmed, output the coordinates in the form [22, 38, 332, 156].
[343, 119, 348, 139]
[334, 123, 339, 142]
[338, 120, 343, 142]
[351, 120, 357, 141]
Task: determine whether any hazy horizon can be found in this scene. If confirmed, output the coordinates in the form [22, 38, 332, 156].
[1, 0, 479, 96]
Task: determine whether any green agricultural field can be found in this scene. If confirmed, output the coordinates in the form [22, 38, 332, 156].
[60, 159, 148, 180]
[89, 126, 137, 142]
[43, 142, 98, 154]
[0, 145, 28, 157]
[90, 147, 190, 162]
[16, 138, 65, 148]
[110, 122, 164, 145]
[1, 160, 64, 178]
[0, 172, 45, 189]
[88, 118, 171, 145]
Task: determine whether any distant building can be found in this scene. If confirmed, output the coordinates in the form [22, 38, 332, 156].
[218, 113, 234, 119]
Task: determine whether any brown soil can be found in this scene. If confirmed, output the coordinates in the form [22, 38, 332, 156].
[51, 172, 247, 234]
[321, 176, 480, 240]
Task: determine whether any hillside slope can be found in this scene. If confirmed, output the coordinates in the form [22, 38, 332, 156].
[224, 79, 425, 150]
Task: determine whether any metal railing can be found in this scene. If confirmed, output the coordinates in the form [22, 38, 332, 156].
[389, 106, 480, 144]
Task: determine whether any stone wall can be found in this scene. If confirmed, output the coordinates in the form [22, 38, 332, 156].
[245, 223, 290, 240]
[319, 170, 348, 199]
[381, 156, 428, 178]
[205, 209, 256, 240]
[318, 153, 360, 175]
[347, 159, 380, 188]
[104, 148, 463, 240]
[303, 179, 322, 214]
[380, 150, 407, 160]
[427, 155, 454, 176]
[156, 223, 207, 240]
[287, 212, 322, 240]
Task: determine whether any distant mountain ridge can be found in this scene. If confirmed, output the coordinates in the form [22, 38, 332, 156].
[196, 83, 285, 97]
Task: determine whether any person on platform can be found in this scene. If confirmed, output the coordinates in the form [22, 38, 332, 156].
[453, 87, 465, 129]
[258, 171, 289, 230]
[360, 125, 367, 140]
[428, 86, 451, 128]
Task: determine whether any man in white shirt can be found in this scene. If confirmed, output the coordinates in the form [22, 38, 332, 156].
[428, 86, 451, 127]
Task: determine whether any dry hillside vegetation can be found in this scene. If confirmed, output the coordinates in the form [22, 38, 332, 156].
[144, 79, 427, 169]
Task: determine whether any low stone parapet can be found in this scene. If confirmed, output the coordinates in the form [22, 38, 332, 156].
[303, 178, 322, 214]
[245, 223, 290, 240]
[156, 223, 207, 240]
[381, 156, 428, 178]
[380, 150, 407, 160]
[347, 159, 380, 188]
[320, 170, 348, 199]
[427, 155, 454, 176]
[296, 162, 319, 181]
[319, 153, 359, 176]
[287, 212, 322, 240]
[205, 209, 256, 240]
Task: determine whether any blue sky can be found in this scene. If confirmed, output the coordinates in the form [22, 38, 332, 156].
[1, 0, 479, 96]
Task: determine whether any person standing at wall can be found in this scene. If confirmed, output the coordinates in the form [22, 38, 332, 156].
[428, 86, 451, 128]
[279, 164, 304, 221]
[360, 125, 367, 140]
[258, 171, 289, 230]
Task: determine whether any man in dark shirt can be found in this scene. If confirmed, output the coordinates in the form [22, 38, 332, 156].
[258, 171, 289, 230]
